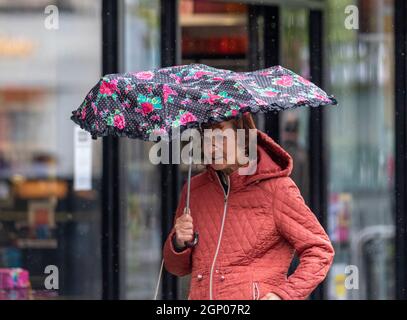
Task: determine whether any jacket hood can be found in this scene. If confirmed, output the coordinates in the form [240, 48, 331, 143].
[206, 129, 293, 190]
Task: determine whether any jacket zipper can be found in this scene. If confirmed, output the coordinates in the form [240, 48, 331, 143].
[252, 281, 260, 300]
[209, 172, 230, 300]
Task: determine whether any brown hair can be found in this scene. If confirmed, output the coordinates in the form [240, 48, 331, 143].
[232, 112, 257, 157]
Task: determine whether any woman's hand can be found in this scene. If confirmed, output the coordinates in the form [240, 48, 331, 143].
[174, 208, 194, 248]
[260, 292, 282, 300]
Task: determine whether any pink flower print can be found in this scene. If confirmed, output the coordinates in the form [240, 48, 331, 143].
[276, 75, 293, 87]
[134, 71, 154, 80]
[125, 84, 133, 93]
[122, 101, 130, 108]
[264, 90, 278, 97]
[141, 102, 154, 115]
[258, 70, 272, 76]
[207, 92, 222, 105]
[181, 98, 191, 106]
[315, 93, 330, 102]
[297, 76, 311, 86]
[212, 76, 224, 81]
[170, 74, 182, 84]
[230, 74, 248, 80]
[180, 112, 197, 125]
[114, 114, 125, 130]
[163, 84, 178, 103]
[91, 102, 98, 115]
[255, 97, 268, 106]
[231, 109, 238, 116]
[150, 115, 161, 121]
[81, 107, 87, 120]
[152, 128, 166, 136]
[193, 71, 212, 79]
[100, 79, 118, 95]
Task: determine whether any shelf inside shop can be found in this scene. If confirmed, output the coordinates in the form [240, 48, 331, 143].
[0, 105, 45, 113]
[15, 238, 58, 249]
[181, 32, 248, 59]
[180, 14, 246, 27]
[127, 162, 159, 172]
[182, 53, 246, 60]
[182, 59, 248, 72]
[0, 211, 91, 223]
[0, 143, 49, 151]
[0, 198, 157, 223]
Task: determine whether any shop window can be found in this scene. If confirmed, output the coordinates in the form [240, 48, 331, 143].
[325, 0, 395, 300]
[0, 1, 102, 299]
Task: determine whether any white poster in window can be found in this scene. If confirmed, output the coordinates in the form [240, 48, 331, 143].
[74, 126, 93, 191]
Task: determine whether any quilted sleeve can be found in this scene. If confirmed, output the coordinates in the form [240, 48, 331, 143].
[163, 182, 193, 277]
[270, 177, 335, 300]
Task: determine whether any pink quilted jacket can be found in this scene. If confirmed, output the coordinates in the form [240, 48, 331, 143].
[163, 129, 335, 300]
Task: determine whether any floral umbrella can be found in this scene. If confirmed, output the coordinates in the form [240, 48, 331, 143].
[70, 63, 338, 299]
[70, 63, 337, 141]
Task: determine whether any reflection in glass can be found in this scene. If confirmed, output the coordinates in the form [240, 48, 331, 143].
[279, 7, 310, 283]
[325, 0, 395, 299]
[122, 0, 161, 299]
[280, 8, 310, 205]
[0, 2, 102, 299]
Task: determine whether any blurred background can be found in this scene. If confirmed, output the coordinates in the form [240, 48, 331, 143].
[0, 0, 403, 300]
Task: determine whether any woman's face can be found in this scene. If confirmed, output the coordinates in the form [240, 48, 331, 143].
[203, 119, 241, 172]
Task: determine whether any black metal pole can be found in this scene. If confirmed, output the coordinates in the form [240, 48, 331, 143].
[160, 0, 179, 300]
[394, 0, 407, 300]
[248, 5, 264, 127]
[308, 9, 327, 300]
[263, 5, 280, 142]
[248, 5, 262, 72]
[101, 0, 120, 300]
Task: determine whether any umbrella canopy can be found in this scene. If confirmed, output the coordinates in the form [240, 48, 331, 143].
[70, 63, 337, 141]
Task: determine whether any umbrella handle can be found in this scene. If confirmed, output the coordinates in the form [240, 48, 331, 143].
[184, 230, 199, 248]
[183, 206, 199, 248]
[183, 138, 199, 248]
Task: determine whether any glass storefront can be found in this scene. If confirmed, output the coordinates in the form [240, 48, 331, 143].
[325, 0, 395, 299]
[122, 0, 162, 300]
[279, 8, 310, 205]
[0, 0, 404, 300]
[0, 1, 102, 299]
[278, 7, 310, 282]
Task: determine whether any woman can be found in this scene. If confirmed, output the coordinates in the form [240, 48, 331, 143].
[163, 113, 335, 300]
